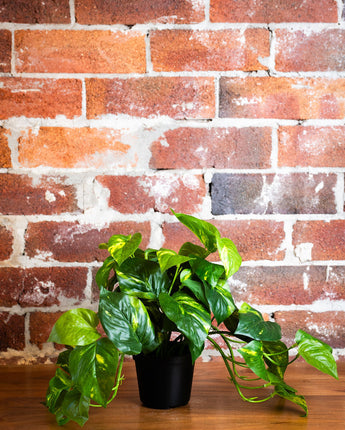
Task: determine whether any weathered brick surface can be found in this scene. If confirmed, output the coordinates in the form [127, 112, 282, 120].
[25, 221, 151, 262]
[162, 219, 285, 261]
[86, 77, 215, 119]
[211, 173, 337, 215]
[150, 29, 269, 71]
[293, 221, 345, 261]
[275, 311, 345, 349]
[18, 127, 138, 169]
[279, 126, 345, 167]
[0, 78, 82, 120]
[75, 0, 205, 24]
[15, 30, 146, 74]
[96, 174, 206, 214]
[0, 267, 87, 307]
[0, 224, 13, 261]
[229, 266, 345, 305]
[150, 127, 272, 169]
[276, 29, 345, 72]
[0, 313, 25, 351]
[0, 0, 70, 23]
[29, 311, 63, 349]
[0, 174, 79, 215]
[0, 30, 11, 73]
[219, 77, 345, 119]
[0, 128, 11, 168]
[210, 0, 338, 23]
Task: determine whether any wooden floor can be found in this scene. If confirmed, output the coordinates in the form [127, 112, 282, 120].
[0, 359, 344, 429]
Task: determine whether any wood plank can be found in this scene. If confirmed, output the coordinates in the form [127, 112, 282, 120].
[0, 360, 343, 429]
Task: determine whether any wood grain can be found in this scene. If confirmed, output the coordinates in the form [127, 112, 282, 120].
[0, 360, 343, 429]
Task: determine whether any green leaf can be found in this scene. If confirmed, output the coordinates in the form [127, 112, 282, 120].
[98, 287, 157, 355]
[235, 303, 281, 342]
[95, 256, 116, 289]
[69, 338, 120, 407]
[48, 309, 101, 346]
[116, 257, 170, 300]
[104, 233, 142, 267]
[180, 269, 208, 306]
[61, 387, 90, 427]
[178, 242, 210, 259]
[238, 340, 269, 381]
[159, 291, 211, 362]
[273, 380, 308, 417]
[295, 330, 338, 379]
[45, 367, 72, 414]
[157, 248, 192, 272]
[263, 340, 289, 379]
[204, 281, 236, 324]
[172, 210, 220, 253]
[216, 237, 242, 278]
[189, 257, 225, 288]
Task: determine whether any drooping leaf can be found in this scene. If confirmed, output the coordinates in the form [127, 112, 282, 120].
[61, 387, 90, 427]
[103, 233, 142, 267]
[95, 256, 116, 289]
[69, 338, 120, 407]
[216, 237, 242, 278]
[48, 309, 101, 346]
[263, 340, 289, 379]
[157, 248, 192, 273]
[159, 291, 211, 362]
[235, 303, 281, 342]
[178, 242, 210, 259]
[204, 281, 236, 324]
[172, 210, 220, 253]
[180, 269, 208, 306]
[45, 367, 72, 415]
[272, 379, 308, 417]
[98, 287, 157, 355]
[116, 257, 170, 300]
[238, 340, 269, 381]
[189, 257, 225, 288]
[295, 330, 338, 379]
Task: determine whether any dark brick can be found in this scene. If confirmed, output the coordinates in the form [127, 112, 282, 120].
[0, 30, 11, 73]
[0, 0, 70, 23]
[0, 313, 25, 351]
[0, 224, 13, 261]
[29, 312, 63, 348]
[211, 173, 337, 215]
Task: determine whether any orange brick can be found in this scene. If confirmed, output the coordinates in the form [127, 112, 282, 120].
[150, 127, 272, 169]
[210, 0, 338, 23]
[86, 77, 215, 119]
[0, 30, 11, 73]
[15, 30, 146, 74]
[150, 29, 269, 72]
[96, 174, 206, 214]
[0, 0, 70, 23]
[75, 0, 204, 24]
[293, 221, 345, 261]
[0, 128, 11, 168]
[276, 29, 345, 72]
[0, 78, 82, 119]
[279, 126, 345, 167]
[219, 77, 345, 119]
[0, 224, 13, 261]
[18, 127, 138, 169]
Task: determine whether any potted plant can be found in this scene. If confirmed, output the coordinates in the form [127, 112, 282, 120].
[44, 211, 338, 426]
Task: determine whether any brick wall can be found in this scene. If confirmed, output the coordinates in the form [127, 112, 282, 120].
[0, 0, 344, 364]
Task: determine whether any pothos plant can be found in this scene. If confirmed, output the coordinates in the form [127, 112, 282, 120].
[44, 211, 338, 426]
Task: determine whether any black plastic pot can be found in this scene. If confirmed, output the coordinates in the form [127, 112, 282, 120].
[133, 351, 194, 409]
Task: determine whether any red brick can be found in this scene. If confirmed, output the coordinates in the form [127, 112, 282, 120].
[0, 174, 79, 216]
[211, 173, 337, 215]
[75, 0, 204, 24]
[0, 78, 82, 120]
[0, 224, 13, 261]
[210, 0, 338, 23]
[276, 29, 345, 72]
[18, 127, 138, 169]
[0, 0, 70, 23]
[29, 311, 64, 349]
[0, 30, 11, 73]
[86, 77, 215, 119]
[275, 311, 345, 349]
[150, 127, 272, 169]
[0, 267, 87, 307]
[229, 266, 345, 306]
[0, 128, 11, 168]
[219, 77, 345, 120]
[162, 219, 285, 261]
[293, 221, 345, 261]
[96, 174, 206, 214]
[25, 221, 151, 262]
[151, 29, 269, 72]
[15, 30, 146, 74]
[278, 126, 345, 168]
[0, 313, 25, 352]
